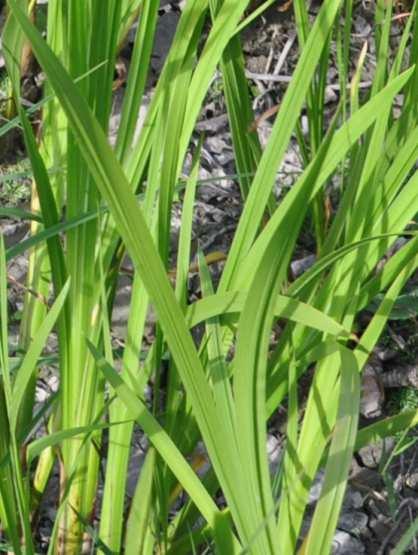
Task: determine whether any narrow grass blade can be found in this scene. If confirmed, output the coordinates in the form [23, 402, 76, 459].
[124, 449, 156, 555]
[198, 250, 235, 433]
[116, 0, 159, 163]
[0, 207, 42, 222]
[26, 418, 130, 467]
[186, 291, 350, 337]
[302, 348, 360, 555]
[355, 411, 418, 450]
[214, 511, 236, 555]
[175, 142, 201, 308]
[10, 279, 70, 428]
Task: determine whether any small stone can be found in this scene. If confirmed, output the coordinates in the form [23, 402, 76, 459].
[3, 222, 29, 249]
[308, 470, 325, 504]
[215, 151, 235, 166]
[36, 374, 59, 403]
[369, 516, 392, 543]
[35, 385, 49, 403]
[332, 530, 365, 554]
[342, 489, 364, 510]
[358, 444, 378, 468]
[366, 498, 391, 520]
[360, 365, 384, 418]
[324, 86, 338, 104]
[354, 16, 371, 37]
[206, 136, 229, 155]
[374, 346, 397, 362]
[267, 434, 281, 474]
[257, 120, 273, 148]
[111, 283, 132, 340]
[290, 255, 316, 278]
[246, 55, 269, 74]
[301, 114, 309, 136]
[338, 511, 368, 534]
[49, 375, 59, 391]
[406, 472, 418, 491]
[358, 439, 395, 469]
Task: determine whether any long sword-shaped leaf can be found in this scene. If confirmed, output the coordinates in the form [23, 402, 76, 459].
[233, 105, 337, 555]
[302, 347, 360, 555]
[124, 449, 156, 555]
[355, 410, 418, 451]
[186, 291, 350, 337]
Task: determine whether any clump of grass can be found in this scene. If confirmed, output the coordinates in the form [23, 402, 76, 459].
[0, 0, 417, 553]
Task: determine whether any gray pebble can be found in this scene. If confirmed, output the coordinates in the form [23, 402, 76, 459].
[332, 530, 365, 554]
